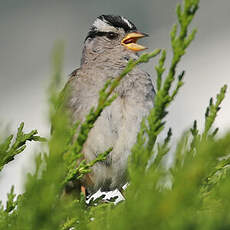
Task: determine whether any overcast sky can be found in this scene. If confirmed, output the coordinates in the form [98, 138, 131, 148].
[0, 0, 230, 203]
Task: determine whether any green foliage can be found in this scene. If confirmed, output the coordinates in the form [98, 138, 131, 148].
[129, 0, 199, 182]
[1, 0, 230, 229]
[0, 122, 45, 172]
[0, 186, 19, 229]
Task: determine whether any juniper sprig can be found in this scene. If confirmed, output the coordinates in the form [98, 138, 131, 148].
[0, 122, 45, 172]
[129, 0, 200, 178]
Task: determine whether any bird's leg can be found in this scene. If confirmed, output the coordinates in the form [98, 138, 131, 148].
[81, 185, 86, 196]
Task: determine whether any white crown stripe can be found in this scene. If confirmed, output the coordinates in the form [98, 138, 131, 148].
[92, 18, 117, 32]
[121, 17, 133, 29]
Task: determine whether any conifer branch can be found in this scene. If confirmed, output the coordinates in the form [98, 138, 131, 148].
[64, 147, 112, 184]
[129, 0, 199, 176]
[203, 84, 227, 138]
[0, 122, 46, 172]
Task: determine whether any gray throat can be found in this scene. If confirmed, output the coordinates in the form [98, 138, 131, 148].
[80, 45, 139, 70]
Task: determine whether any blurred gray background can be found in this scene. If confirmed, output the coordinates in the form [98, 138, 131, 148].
[0, 0, 230, 202]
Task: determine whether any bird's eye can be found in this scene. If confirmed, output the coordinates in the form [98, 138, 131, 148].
[106, 32, 118, 40]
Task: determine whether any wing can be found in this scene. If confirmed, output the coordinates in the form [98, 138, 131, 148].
[50, 68, 80, 134]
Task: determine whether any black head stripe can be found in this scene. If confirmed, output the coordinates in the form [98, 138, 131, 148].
[98, 15, 137, 32]
[85, 31, 108, 41]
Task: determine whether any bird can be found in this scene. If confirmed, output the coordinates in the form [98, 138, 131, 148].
[64, 15, 155, 196]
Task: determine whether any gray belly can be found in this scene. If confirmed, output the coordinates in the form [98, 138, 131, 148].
[82, 96, 154, 192]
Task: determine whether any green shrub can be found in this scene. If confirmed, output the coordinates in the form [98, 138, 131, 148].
[1, 0, 230, 229]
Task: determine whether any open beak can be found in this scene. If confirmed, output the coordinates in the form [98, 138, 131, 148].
[121, 32, 148, 52]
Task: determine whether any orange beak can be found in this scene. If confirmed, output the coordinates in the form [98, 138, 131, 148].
[121, 32, 148, 52]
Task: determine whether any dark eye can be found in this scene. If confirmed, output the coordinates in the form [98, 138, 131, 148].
[106, 32, 118, 40]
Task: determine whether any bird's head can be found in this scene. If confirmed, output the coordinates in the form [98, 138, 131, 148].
[82, 15, 148, 65]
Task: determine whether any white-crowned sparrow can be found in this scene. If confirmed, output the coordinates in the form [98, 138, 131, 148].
[65, 15, 155, 194]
